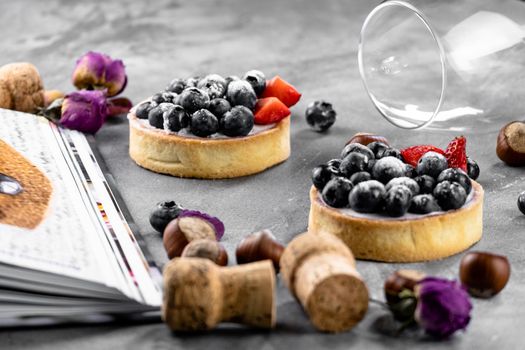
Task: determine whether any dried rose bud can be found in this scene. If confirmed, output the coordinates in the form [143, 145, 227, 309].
[72, 51, 127, 97]
[415, 277, 472, 338]
[60, 90, 107, 134]
[44, 90, 65, 107]
[107, 97, 133, 117]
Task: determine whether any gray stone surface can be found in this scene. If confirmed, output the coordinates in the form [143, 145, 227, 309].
[1, 0, 525, 349]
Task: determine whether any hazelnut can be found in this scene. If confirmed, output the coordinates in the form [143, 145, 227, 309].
[163, 216, 216, 259]
[460, 251, 510, 298]
[384, 269, 426, 304]
[236, 229, 284, 271]
[496, 121, 525, 166]
[346, 132, 389, 146]
[181, 239, 228, 266]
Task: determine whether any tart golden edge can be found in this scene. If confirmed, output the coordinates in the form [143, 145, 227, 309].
[308, 181, 484, 262]
[128, 113, 291, 179]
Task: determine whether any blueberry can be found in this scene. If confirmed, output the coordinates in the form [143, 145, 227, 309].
[404, 164, 417, 178]
[372, 156, 406, 184]
[305, 100, 337, 133]
[225, 75, 240, 89]
[149, 200, 183, 234]
[416, 151, 448, 178]
[166, 78, 186, 94]
[409, 194, 441, 214]
[226, 80, 257, 110]
[339, 152, 369, 177]
[385, 177, 420, 196]
[151, 92, 174, 104]
[148, 103, 173, 129]
[384, 185, 412, 217]
[312, 164, 334, 191]
[382, 148, 403, 161]
[163, 105, 187, 132]
[326, 159, 342, 177]
[243, 70, 266, 96]
[220, 105, 254, 137]
[414, 175, 436, 194]
[208, 98, 231, 119]
[349, 180, 386, 213]
[190, 109, 219, 137]
[350, 171, 372, 185]
[135, 101, 156, 119]
[437, 168, 472, 194]
[179, 110, 191, 128]
[368, 142, 389, 159]
[433, 180, 467, 210]
[367, 159, 376, 173]
[186, 76, 201, 88]
[467, 157, 480, 180]
[321, 177, 354, 208]
[518, 191, 525, 215]
[341, 143, 374, 160]
[198, 74, 227, 99]
[178, 87, 210, 114]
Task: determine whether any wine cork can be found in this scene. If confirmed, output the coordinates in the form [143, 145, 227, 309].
[280, 232, 369, 333]
[162, 258, 276, 331]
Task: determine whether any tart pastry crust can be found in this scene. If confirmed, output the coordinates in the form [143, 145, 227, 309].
[308, 181, 484, 262]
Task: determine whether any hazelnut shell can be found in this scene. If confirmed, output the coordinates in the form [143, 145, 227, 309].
[163, 216, 217, 259]
[236, 229, 284, 271]
[460, 251, 510, 298]
[346, 132, 389, 146]
[496, 121, 525, 166]
[384, 269, 426, 304]
[181, 239, 228, 266]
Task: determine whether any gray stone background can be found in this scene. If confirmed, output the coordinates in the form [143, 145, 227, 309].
[1, 0, 525, 349]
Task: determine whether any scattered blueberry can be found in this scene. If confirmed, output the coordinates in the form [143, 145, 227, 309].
[220, 106, 254, 137]
[190, 109, 219, 137]
[166, 78, 186, 94]
[305, 100, 337, 132]
[416, 151, 448, 178]
[385, 177, 420, 196]
[384, 185, 413, 217]
[341, 143, 374, 160]
[409, 194, 441, 214]
[437, 168, 472, 194]
[186, 76, 201, 88]
[163, 105, 186, 132]
[149, 200, 183, 234]
[243, 70, 266, 96]
[372, 156, 406, 184]
[312, 164, 334, 191]
[339, 152, 369, 177]
[414, 175, 436, 194]
[148, 103, 173, 129]
[404, 164, 417, 178]
[178, 87, 210, 114]
[226, 80, 257, 110]
[518, 191, 525, 215]
[382, 148, 403, 160]
[433, 180, 467, 210]
[208, 98, 231, 119]
[349, 180, 386, 213]
[135, 101, 156, 119]
[467, 157, 480, 180]
[198, 74, 227, 99]
[322, 177, 354, 208]
[350, 171, 372, 185]
[368, 142, 389, 159]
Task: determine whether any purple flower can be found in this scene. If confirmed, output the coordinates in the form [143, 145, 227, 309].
[60, 90, 108, 134]
[72, 51, 127, 97]
[179, 210, 225, 240]
[415, 277, 472, 338]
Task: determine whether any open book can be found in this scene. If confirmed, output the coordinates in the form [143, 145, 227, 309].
[0, 109, 162, 326]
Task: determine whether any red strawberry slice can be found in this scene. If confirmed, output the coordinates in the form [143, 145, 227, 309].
[445, 136, 467, 171]
[254, 97, 291, 125]
[261, 76, 301, 107]
[401, 145, 445, 167]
